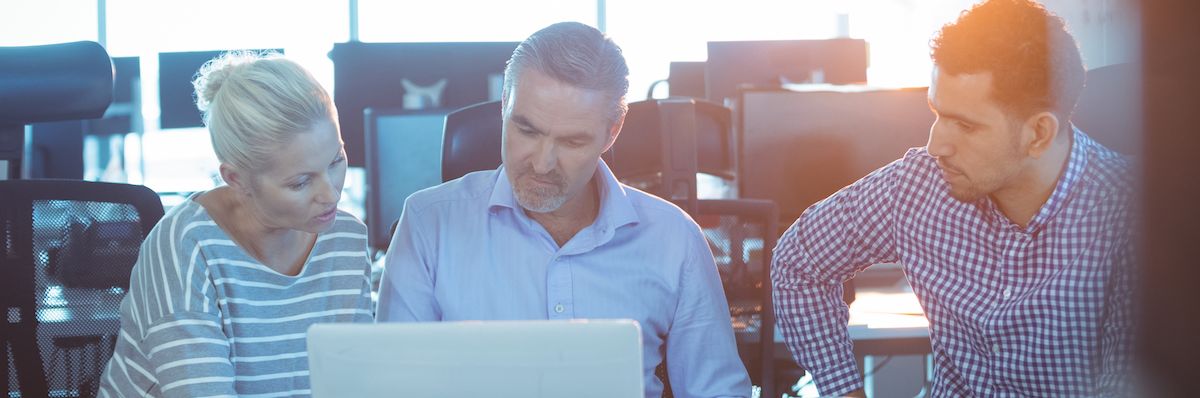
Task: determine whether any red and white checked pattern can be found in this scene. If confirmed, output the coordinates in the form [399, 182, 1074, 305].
[772, 129, 1134, 397]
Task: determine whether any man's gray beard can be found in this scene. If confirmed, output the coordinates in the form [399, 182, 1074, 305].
[515, 182, 568, 213]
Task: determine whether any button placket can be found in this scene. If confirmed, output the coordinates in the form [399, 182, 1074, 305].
[546, 255, 572, 319]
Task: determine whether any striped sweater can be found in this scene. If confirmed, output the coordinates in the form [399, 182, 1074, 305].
[98, 194, 374, 397]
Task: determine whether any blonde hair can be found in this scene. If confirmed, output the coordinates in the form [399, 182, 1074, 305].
[193, 51, 336, 172]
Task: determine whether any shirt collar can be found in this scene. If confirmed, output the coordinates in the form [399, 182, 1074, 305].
[487, 165, 520, 211]
[487, 159, 640, 233]
[986, 125, 1088, 234]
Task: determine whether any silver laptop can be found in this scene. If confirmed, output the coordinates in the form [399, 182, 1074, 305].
[307, 319, 644, 398]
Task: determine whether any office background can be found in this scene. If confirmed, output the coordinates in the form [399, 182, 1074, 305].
[2, 1, 1163, 397]
[0, 0, 1137, 205]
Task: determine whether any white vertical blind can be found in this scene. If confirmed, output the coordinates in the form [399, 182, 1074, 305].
[0, 0, 97, 46]
[357, 0, 596, 42]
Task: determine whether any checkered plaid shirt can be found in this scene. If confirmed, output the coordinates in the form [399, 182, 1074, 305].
[772, 128, 1135, 397]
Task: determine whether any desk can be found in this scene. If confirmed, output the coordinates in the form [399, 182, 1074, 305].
[771, 290, 932, 396]
[35, 285, 123, 396]
[845, 291, 931, 358]
[37, 285, 123, 337]
[770, 291, 930, 357]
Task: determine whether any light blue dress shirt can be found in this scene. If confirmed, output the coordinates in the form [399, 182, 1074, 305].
[378, 160, 750, 398]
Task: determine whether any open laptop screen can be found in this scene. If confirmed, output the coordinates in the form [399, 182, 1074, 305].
[307, 319, 644, 398]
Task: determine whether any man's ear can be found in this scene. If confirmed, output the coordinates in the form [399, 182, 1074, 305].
[1023, 111, 1061, 158]
[220, 163, 251, 197]
[603, 113, 626, 153]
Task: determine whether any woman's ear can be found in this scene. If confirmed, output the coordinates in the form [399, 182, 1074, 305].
[220, 163, 252, 197]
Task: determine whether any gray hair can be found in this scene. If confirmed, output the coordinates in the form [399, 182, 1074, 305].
[503, 22, 630, 125]
[192, 51, 336, 172]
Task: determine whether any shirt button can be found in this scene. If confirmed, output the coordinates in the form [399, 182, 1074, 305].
[554, 304, 565, 313]
[1003, 288, 1012, 299]
[992, 344, 1001, 354]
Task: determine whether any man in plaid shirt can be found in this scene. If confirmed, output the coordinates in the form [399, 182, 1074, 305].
[771, 0, 1135, 396]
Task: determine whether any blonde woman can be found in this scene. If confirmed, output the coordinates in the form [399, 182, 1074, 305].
[99, 52, 373, 397]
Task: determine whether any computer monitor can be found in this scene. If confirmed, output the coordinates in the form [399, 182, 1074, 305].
[307, 320, 644, 398]
[364, 108, 450, 250]
[86, 56, 141, 135]
[159, 49, 281, 129]
[705, 39, 869, 104]
[738, 87, 934, 222]
[330, 41, 518, 168]
[668, 61, 707, 98]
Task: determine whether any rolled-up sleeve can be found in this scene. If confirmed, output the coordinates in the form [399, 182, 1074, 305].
[771, 158, 904, 396]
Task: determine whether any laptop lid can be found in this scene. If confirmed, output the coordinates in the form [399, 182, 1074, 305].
[307, 319, 644, 398]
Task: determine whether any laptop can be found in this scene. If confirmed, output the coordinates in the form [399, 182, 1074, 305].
[307, 319, 644, 398]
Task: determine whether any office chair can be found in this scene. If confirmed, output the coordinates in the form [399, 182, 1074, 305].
[1074, 62, 1140, 156]
[1, 40, 165, 398]
[441, 100, 503, 183]
[687, 199, 779, 398]
[1, 180, 164, 398]
[1, 41, 114, 179]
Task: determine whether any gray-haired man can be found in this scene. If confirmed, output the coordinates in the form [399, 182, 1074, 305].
[377, 22, 752, 398]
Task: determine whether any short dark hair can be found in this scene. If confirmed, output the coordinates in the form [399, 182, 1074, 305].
[503, 22, 630, 125]
[931, 0, 1085, 125]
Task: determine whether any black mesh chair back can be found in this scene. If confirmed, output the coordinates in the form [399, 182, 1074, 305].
[1, 180, 163, 398]
[655, 199, 779, 398]
[694, 199, 779, 398]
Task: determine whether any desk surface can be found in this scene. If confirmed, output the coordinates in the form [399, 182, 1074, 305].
[772, 290, 932, 359]
[35, 285, 123, 338]
[846, 291, 928, 341]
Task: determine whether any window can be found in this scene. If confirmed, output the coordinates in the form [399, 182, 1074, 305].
[357, 0, 595, 42]
[0, 0, 96, 46]
[606, 0, 975, 99]
[102, 0, 351, 197]
[606, 0, 843, 100]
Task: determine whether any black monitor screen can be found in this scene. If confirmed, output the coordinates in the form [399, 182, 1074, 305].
[159, 49, 281, 129]
[364, 108, 450, 250]
[86, 56, 141, 135]
[738, 87, 933, 222]
[706, 39, 869, 104]
[330, 41, 518, 167]
[668, 61, 707, 98]
[111, 57, 140, 105]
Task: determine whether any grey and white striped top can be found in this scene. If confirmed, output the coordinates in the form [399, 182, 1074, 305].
[99, 194, 374, 398]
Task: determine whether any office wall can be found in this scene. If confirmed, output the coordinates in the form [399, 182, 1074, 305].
[1043, 0, 1140, 68]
